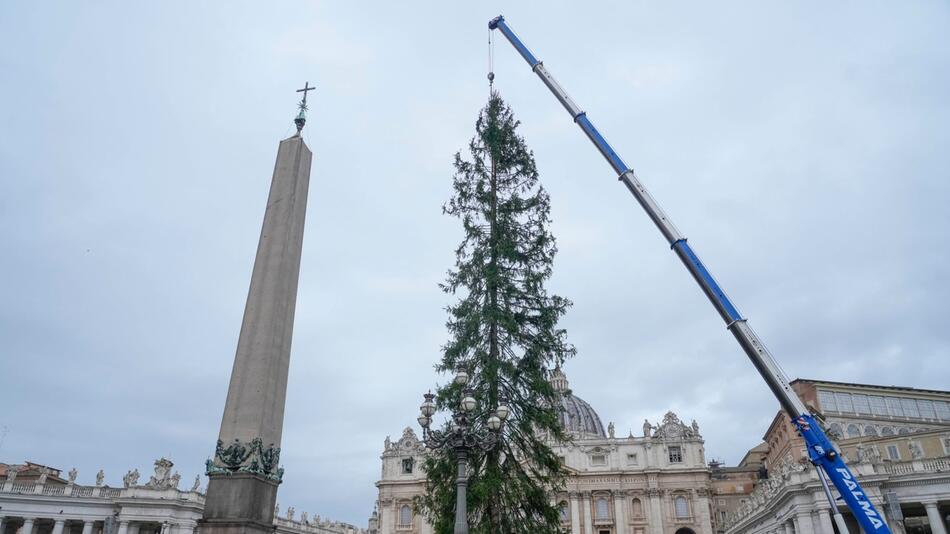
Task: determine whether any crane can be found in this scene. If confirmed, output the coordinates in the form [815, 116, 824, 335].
[488, 14, 890, 534]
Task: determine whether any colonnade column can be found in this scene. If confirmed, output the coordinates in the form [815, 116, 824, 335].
[924, 502, 947, 534]
[81, 521, 95, 534]
[22, 518, 36, 534]
[570, 493, 582, 534]
[51, 519, 66, 534]
[614, 491, 627, 534]
[116, 521, 129, 534]
[128, 523, 139, 534]
[0, 516, 6, 534]
[583, 493, 594, 534]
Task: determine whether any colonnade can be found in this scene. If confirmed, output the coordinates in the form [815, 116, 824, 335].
[0, 516, 195, 534]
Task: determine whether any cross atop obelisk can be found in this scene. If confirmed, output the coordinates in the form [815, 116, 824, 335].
[294, 81, 316, 134]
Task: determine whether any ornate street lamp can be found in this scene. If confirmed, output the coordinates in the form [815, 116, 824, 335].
[417, 370, 510, 534]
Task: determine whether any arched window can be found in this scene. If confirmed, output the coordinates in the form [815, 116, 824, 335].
[559, 502, 569, 522]
[596, 497, 610, 520]
[631, 498, 643, 518]
[864, 425, 878, 437]
[398, 504, 412, 527]
[898, 427, 911, 435]
[674, 496, 690, 519]
[829, 423, 843, 438]
[881, 427, 895, 436]
[847, 424, 861, 438]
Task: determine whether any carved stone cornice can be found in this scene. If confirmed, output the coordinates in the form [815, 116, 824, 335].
[646, 488, 664, 498]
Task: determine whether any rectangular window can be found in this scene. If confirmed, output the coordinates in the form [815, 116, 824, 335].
[869, 396, 888, 416]
[835, 392, 854, 413]
[668, 446, 683, 463]
[936, 401, 950, 421]
[626, 453, 639, 465]
[591, 454, 607, 466]
[818, 390, 838, 412]
[917, 399, 936, 419]
[887, 445, 901, 460]
[886, 397, 904, 417]
[402, 458, 414, 474]
[901, 398, 920, 418]
[852, 394, 871, 415]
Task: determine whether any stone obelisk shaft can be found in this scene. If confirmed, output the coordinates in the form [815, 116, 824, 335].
[219, 135, 311, 448]
[201, 134, 312, 534]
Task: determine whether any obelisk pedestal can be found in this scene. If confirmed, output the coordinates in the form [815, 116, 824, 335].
[199, 130, 312, 534]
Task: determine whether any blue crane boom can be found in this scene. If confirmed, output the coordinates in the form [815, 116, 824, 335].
[489, 14, 891, 534]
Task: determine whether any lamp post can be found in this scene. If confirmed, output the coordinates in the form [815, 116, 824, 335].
[417, 370, 510, 534]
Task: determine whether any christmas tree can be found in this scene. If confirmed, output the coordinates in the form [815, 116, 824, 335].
[420, 93, 575, 533]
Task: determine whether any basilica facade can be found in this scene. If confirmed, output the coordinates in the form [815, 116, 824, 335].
[373, 367, 714, 534]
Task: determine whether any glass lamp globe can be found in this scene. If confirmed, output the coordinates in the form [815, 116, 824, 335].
[461, 396, 477, 412]
[487, 415, 502, 431]
[417, 414, 431, 428]
[495, 404, 510, 421]
[420, 400, 435, 417]
[454, 371, 470, 386]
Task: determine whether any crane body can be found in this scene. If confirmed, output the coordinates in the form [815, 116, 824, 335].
[489, 15, 890, 534]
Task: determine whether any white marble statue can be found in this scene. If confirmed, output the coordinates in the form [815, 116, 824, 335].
[68, 468, 78, 483]
[287, 506, 295, 520]
[96, 469, 105, 486]
[123, 469, 140, 488]
[608, 422, 615, 438]
[191, 475, 201, 492]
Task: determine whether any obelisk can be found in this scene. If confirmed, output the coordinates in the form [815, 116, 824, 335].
[200, 84, 315, 534]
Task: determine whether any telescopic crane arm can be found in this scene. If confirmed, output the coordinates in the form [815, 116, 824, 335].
[489, 14, 890, 534]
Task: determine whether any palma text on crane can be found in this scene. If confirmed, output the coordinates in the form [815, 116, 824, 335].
[836, 468, 884, 529]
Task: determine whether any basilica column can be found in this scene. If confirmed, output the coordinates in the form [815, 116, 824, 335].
[583, 493, 594, 534]
[924, 502, 947, 534]
[795, 511, 815, 534]
[816, 508, 834, 534]
[695, 489, 713, 534]
[22, 518, 36, 534]
[648, 489, 665, 534]
[614, 491, 628, 534]
[81, 521, 94, 534]
[116, 521, 129, 534]
[51, 519, 66, 534]
[570, 493, 582, 534]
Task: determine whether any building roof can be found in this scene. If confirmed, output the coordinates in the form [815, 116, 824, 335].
[792, 378, 950, 396]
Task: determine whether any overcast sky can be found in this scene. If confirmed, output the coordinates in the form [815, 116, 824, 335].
[2, 0, 948, 527]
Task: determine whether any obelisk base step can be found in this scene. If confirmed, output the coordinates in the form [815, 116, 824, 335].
[198, 473, 279, 534]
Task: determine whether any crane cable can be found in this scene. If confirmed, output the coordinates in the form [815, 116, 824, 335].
[488, 28, 495, 93]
